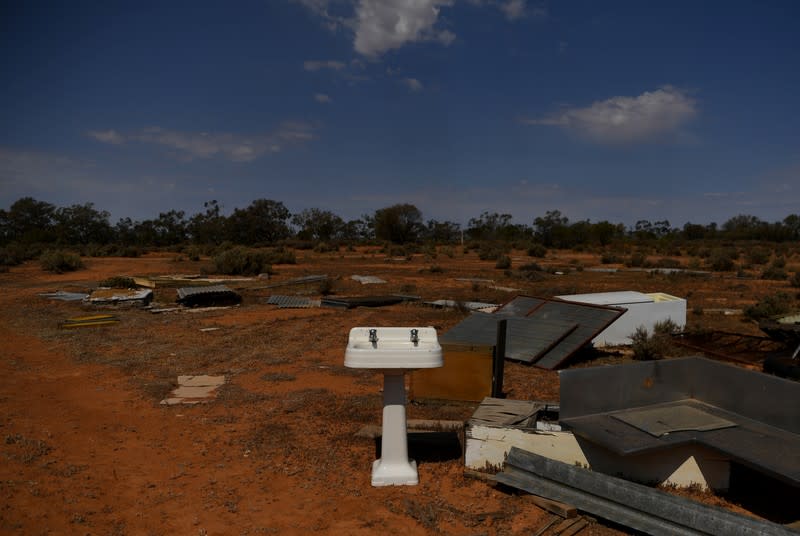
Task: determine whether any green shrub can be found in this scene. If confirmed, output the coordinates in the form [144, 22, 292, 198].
[99, 276, 136, 288]
[790, 272, 800, 288]
[655, 257, 681, 269]
[631, 319, 680, 361]
[744, 292, 794, 321]
[40, 250, 84, 273]
[527, 244, 547, 258]
[265, 246, 296, 265]
[747, 248, 770, 265]
[708, 249, 736, 271]
[519, 262, 543, 272]
[440, 246, 455, 258]
[213, 247, 272, 276]
[627, 251, 648, 268]
[495, 255, 512, 269]
[761, 265, 788, 281]
[428, 264, 444, 273]
[601, 252, 620, 264]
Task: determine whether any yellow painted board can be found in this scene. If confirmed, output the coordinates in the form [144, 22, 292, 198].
[410, 343, 494, 402]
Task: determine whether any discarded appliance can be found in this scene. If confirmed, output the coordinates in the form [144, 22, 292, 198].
[160, 375, 226, 405]
[441, 295, 624, 369]
[345, 326, 443, 486]
[176, 285, 241, 307]
[555, 291, 686, 346]
[88, 287, 153, 306]
[496, 447, 796, 536]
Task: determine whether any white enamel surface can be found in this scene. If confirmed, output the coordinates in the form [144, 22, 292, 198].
[344, 326, 443, 369]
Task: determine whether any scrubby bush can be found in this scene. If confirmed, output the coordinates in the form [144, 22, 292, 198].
[601, 252, 621, 264]
[747, 247, 771, 266]
[655, 257, 681, 269]
[744, 292, 794, 321]
[761, 264, 788, 281]
[626, 251, 649, 268]
[213, 246, 272, 276]
[99, 276, 136, 288]
[495, 255, 512, 269]
[708, 249, 736, 271]
[265, 246, 296, 265]
[527, 244, 547, 258]
[519, 262, 543, 272]
[790, 272, 800, 288]
[631, 319, 680, 361]
[40, 250, 84, 273]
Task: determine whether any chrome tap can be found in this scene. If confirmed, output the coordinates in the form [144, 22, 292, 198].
[410, 328, 419, 346]
[369, 328, 378, 347]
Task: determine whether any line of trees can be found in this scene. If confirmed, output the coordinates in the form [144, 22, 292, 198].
[2, 196, 800, 251]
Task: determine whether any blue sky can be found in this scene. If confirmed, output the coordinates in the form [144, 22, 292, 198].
[1, 0, 799, 227]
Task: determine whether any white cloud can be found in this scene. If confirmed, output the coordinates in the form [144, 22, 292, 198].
[402, 77, 423, 92]
[303, 59, 346, 71]
[522, 86, 697, 144]
[500, 0, 526, 20]
[314, 93, 332, 103]
[353, 0, 454, 57]
[88, 122, 316, 162]
[87, 129, 125, 144]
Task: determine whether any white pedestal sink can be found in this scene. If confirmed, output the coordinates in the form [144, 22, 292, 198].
[345, 327, 443, 486]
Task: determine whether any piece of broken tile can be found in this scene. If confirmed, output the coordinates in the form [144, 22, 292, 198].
[171, 385, 220, 398]
[177, 375, 225, 387]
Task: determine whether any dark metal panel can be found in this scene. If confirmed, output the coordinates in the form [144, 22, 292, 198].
[559, 357, 800, 434]
[494, 296, 545, 317]
[497, 447, 796, 536]
[559, 358, 698, 420]
[530, 301, 624, 369]
[440, 313, 579, 363]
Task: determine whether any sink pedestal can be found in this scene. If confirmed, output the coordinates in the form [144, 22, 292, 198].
[343, 326, 443, 487]
[372, 371, 418, 486]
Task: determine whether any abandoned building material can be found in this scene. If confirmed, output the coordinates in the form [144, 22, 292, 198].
[160, 375, 226, 405]
[410, 343, 497, 402]
[759, 314, 800, 346]
[424, 299, 499, 312]
[321, 295, 406, 309]
[555, 291, 687, 346]
[440, 296, 623, 369]
[39, 291, 90, 301]
[260, 274, 328, 289]
[559, 356, 800, 489]
[61, 314, 120, 328]
[266, 295, 320, 308]
[496, 447, 796, 536]
[351, 275, 387, 284]
[441, 313, 579, 365]
[88, 288, 153, 306]
[176, 285, 241, 307]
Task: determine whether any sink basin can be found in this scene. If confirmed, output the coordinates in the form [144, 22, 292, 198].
[345, 327, 443, 369]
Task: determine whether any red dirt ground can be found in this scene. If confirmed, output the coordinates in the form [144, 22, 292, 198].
[1, 248, 795, 534]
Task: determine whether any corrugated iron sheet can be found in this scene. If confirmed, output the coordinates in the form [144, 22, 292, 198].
[266, 295, 319, 308]
[494, 296, 545, 317]
[176, 285, 241, 307]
